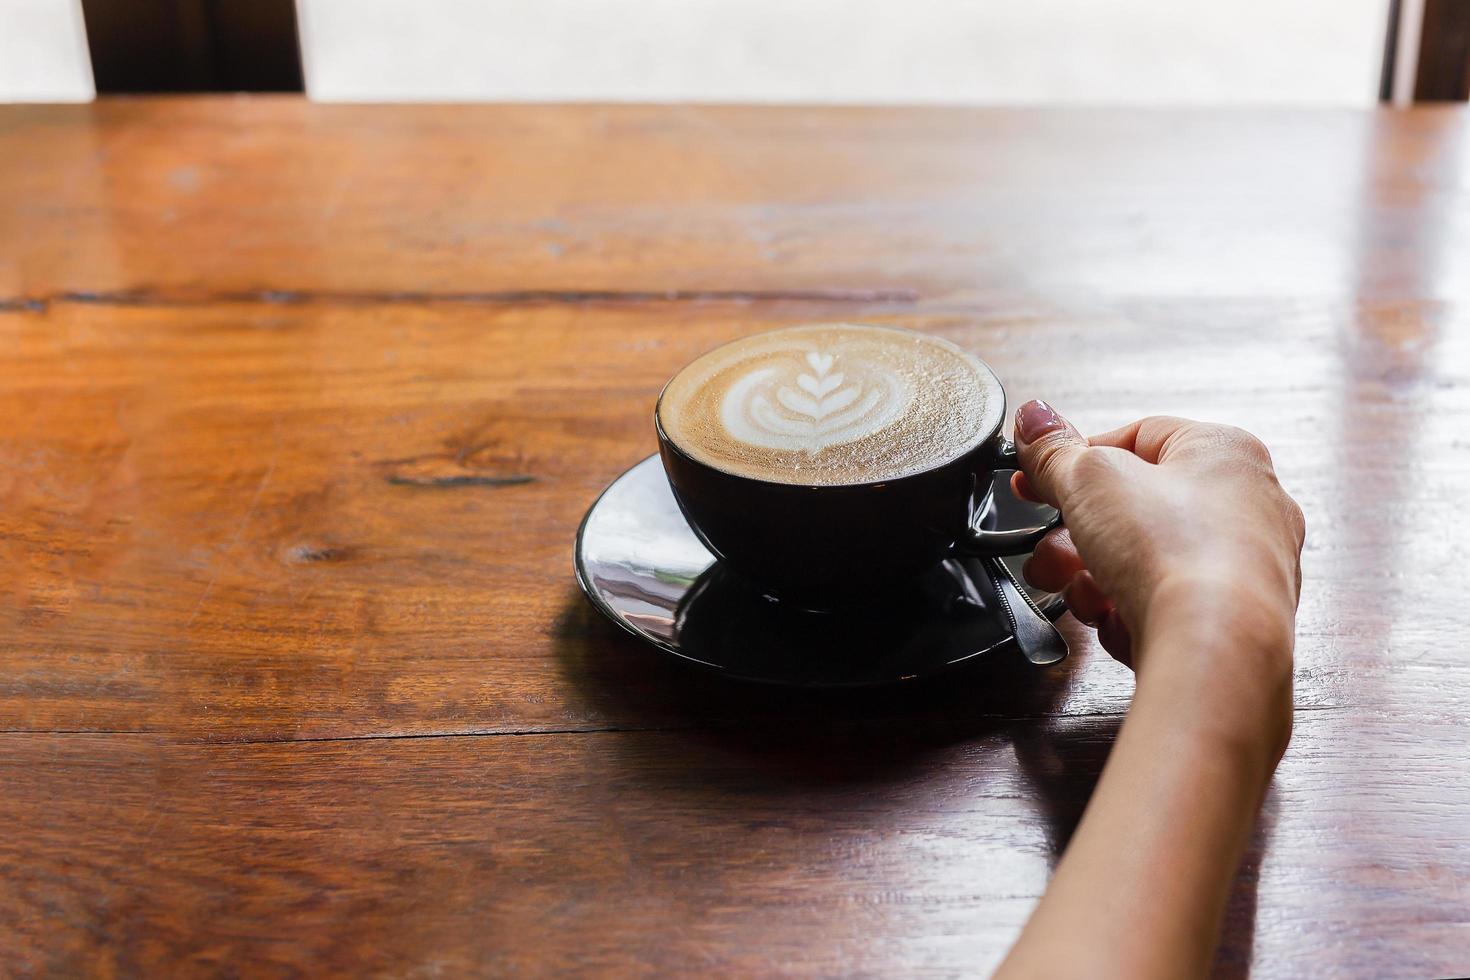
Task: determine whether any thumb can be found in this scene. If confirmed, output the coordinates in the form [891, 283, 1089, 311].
[1014, 400, 1087, 510]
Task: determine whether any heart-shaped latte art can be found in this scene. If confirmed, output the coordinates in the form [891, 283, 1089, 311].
[719, 348, 912, 452]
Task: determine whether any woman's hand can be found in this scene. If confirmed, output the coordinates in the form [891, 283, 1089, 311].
[1013, 402, 1304, 759]
[1014, 401, 1305, 664]
[995, 404, 1306, 980]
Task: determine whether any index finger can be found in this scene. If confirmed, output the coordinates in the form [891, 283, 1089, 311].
[1086, 415, 1204, 464]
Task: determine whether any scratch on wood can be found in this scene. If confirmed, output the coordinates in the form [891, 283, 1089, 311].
[386, 473, 536, 488]
[0, 297, 48, 313]
[285, 544, 356, 563]
[206, 725, 694, 746]
[0, 729, 156, 736]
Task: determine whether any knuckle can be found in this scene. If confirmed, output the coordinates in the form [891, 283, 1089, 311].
[1219, 425, 1272, 463]
[1138, 415, 1193, 454]
[1071, 445, 1124, 481]
[1142, 414, 1190, 434]
[1285, 497, 1306, 548]
[1181, 423, 1275, 472]
[1236, 429, 1273, 465]
[1223, 426, 1270, 464]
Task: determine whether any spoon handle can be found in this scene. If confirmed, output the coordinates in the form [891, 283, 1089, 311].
[986, 556, 1068, 667]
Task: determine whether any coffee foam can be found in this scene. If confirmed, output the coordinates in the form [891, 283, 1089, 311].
[659, 324, 1001, 486]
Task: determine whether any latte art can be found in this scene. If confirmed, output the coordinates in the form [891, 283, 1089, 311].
[720, 349, 913, 452]
[659, 324, 1002, 486]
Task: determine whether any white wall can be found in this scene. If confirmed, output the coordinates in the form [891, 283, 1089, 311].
[0, 0, 94, 102]
[0, 0, 1390, 106]
[298, 0, 1390, 105]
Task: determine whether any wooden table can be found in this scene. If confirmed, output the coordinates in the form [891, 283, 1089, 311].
[3, 98, 1468, 977]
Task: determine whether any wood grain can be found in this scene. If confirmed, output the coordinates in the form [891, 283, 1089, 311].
[2, 98, 1469, 977]
[4, 100, 1470, 304]
[1, 710, 1465, 978]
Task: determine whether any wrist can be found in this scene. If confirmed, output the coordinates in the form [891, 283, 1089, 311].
[1132, 575, 1296, 771]
[1141, 571, 1297, 663]
[1135, 665, 1291, 781]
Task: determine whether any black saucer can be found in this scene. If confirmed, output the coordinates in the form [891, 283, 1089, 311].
[574, 456, 1065, 687]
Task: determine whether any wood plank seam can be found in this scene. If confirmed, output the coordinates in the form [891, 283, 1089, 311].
[0, 704, 1351, 745]
[0, 287, 923, 312]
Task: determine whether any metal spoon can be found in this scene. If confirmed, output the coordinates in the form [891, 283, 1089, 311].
[985, 556, 1068, 666]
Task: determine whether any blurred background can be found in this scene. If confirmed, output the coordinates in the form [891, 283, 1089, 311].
[2, 0, 1467, 106]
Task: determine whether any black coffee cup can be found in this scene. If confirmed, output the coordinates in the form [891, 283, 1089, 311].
[655, 347, 1059, 607]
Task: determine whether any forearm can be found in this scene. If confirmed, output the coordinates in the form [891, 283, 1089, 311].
[996, 615, 1288, 979]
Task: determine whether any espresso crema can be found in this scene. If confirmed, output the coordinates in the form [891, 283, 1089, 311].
[658, 324, 1002, 486]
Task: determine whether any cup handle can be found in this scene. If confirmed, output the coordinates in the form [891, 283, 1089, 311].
[955, 436, 1062, 557]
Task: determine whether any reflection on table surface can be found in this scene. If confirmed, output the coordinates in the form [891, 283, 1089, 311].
[1, 100, 1467, 978]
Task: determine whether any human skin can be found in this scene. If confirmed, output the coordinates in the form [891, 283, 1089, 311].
[994, 401, 1305, 979]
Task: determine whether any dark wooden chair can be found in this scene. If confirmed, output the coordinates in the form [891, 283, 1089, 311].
[1381, 0, 1470, 102]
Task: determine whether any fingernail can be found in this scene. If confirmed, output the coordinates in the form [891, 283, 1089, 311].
[1016, 400, 1065, 443]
